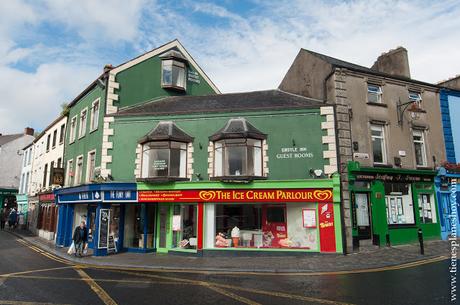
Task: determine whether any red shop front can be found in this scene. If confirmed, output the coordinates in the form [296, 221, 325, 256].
[37, 192, 58, 241]
[138, 188, 339, 254]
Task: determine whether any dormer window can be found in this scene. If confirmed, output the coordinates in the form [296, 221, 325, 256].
[210, 118, 266, 180]
[160, 50, 187, 91]
[139, 121, 193, 182]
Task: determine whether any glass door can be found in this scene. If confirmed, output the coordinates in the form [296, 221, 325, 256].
[87, 205, 97, 249]
[355, 193, 371, 239]
[156, 204, 171, 253]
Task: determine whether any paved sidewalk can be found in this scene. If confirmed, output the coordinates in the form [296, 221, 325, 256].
[8, 229, 451, 273]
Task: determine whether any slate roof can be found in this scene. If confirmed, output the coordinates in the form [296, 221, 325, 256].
[115, 89, 324, 117]
[139, 121, 194, 144]
[209, 118, 267, 141]
[302, 49, 438, 88]
[0, 134, 23, 146]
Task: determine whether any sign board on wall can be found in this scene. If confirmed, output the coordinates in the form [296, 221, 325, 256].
[138, 189, 333, 203]
[318, 203, 336, 252]
[51, 168, 65, 186]
[302, 209, 317, 228]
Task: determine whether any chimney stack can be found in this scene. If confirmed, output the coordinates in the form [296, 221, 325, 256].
[103, 64, 113, 73]
[371, 47, 411, 78]
[24, 127, 34, 136]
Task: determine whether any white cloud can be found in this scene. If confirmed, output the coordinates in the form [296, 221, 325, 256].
[0, 63, 99, 134]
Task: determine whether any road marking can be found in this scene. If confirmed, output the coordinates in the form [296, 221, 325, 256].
[0, 266, 74, 278]
[202, 283, 261, 305]
[16, 239, 73, 265]
[0, 301, 72, 305]
[74, 267, 118, 305]
[112, 270, 355, 305]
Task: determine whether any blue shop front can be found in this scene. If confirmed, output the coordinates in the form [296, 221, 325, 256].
[435, 166, 460, 240]
[55, 183, 143, 256]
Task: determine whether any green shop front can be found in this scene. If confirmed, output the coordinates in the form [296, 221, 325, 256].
[348, 162, 441, 248]
[0, 188, 17, 211]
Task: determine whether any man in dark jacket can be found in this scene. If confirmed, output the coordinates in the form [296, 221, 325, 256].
[0, 208, 7, 230]
[72, 221, 88, 257]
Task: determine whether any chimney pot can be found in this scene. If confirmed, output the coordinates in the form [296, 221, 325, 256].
[103, 64, 113, 73]
[24, 127, 34, 136]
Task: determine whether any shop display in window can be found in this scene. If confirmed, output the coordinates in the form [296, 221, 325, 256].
[213, 203, 318, 250]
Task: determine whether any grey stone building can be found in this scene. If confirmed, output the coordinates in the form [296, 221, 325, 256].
[280, 47, 445, 253]
[0, 128, 35, 209]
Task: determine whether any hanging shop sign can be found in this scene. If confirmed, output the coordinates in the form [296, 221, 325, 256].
[138, 188, 333, 203]
[354, 172, 434, 183]
[50, 168, 65, 186]
[318, 202, 336, 252]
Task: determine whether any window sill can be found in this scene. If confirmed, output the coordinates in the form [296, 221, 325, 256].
[416, 166, 432, 170]
[161, 84, 186, 92]
[69, 140, 75, 145]
[210, 175, 268, 182]
[137, 177, 190, 184]
[78, 135, 86, 140]
[366, 102, 387, 108]
[89, 128, 98, 134]
[373, 163, 393, 168]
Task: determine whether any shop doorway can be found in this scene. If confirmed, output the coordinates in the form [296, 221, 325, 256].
[355, 193, 372, 240]
[261, 205, 287, 248]
[86, 206, 97, 249]
[156, 204, 171, 253]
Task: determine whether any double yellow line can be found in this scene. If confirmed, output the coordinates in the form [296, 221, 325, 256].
[16, 239, 71, 265]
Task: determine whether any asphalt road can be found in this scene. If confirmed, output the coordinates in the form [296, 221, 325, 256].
[0, 230, 456, 305]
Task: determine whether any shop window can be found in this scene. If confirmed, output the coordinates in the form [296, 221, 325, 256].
[109, 205, 121, 248]
[412, 130, 427, 167]
[418, 194, 436, 223]
[210, 118, 266, 180]
[384, 183, 415, 225]
[371, 124, 387, 164]
[124, 204, 145, 248]
[172, 204, 197, 250]
[139, 121, 193, 181]
[213, 203, 317, 249]
[367, 84, 382, 104]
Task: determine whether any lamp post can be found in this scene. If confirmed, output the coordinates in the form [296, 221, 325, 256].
[396, 98, 424, 126]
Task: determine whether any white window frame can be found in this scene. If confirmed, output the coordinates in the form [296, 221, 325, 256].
[367, 84, 383, 104]
[90, 99, 100, 132]
[69, 115, 77, 143]
[409, 91, 422, 108]
[161, 59, 187, 90]
[75, 155, 84, 186]
[413, 129, 427, 167]
[78, 108, 88, 139]
[371, 124, 387, 164]
[66, 159, 74, 187]
[86, 150, 97, 182]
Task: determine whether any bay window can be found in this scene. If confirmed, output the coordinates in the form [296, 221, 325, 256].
[142, 141, 187, 178]
[210, 118, 266, 180]
[160, 50, 187, 91]
[138, 121, 193, 181]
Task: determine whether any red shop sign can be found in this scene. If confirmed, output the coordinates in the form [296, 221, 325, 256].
[138, 189, 333, 203]
[39, 193, 55, 202]
[318, 202, 336, 252]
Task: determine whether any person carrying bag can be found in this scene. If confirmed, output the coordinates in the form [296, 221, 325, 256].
[72, 221, 88, 257]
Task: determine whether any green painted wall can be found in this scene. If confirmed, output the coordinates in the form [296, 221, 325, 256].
[64, 85, 106, 184]
[110, 109, 327, 182]
[115, 52, 217, 109]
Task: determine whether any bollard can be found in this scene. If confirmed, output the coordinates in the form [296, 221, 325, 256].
[418, 228, 424, 255]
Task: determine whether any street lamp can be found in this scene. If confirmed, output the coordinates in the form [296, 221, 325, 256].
[397, 98, 424, 126]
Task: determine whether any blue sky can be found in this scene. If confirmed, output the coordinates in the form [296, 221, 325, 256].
[1, 0, 460, 133]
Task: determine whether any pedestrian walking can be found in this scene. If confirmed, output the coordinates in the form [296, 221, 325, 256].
[72, 221, 88, 257]
[8, 208, 18, 230]
[0, 208, 7, 230]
